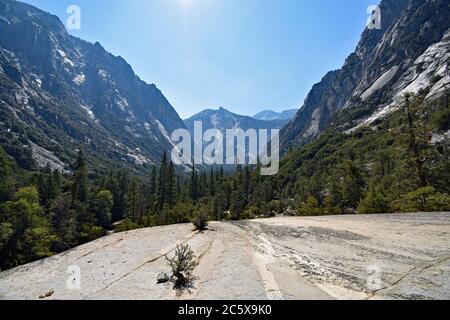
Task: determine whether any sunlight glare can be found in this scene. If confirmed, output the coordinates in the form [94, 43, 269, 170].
[179, 0, 196, 11]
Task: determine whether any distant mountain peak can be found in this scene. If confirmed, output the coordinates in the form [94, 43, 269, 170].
[253, 109, 298, 121]
[184, 107, 289, 134]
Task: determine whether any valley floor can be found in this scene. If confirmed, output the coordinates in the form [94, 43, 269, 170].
[1, 212, 449, 300]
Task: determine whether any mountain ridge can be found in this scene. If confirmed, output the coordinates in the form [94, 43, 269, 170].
[280, 0, 450, 151]
[0, 0, 186, 173]
[253, 109, 298, 122]
[184, 107, 287, 134]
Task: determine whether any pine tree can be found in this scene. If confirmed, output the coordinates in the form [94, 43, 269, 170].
[357, 182, 388, 214]
[176, 175, 182, 201]
[200, 171, 208, 198]
[341, 161, 365, 208]
[209, 167, 215, 197]
[125, 179, 139, 222]
[190, 163, 198, 203]
[402, 93, 429, 188]
[150, 165, 157, 196]
[138, 183, 146, 222]
[243, 166, 251, 206]
[50, 170, 62, 195]
[262, 179, 273, 203]
[71, 150, 88, 205]
[224, 181, 231, 210]
[156, 151, 168, 210]
[167, 161, 176, 206]
[230, 189, 245, 220]
[213, 192, 225, 221]
[51, 194, 78, 251]
[94, 190, 114, 228]
[0, 146, 14, 201]
[36, 173, 46, 205]
[106, 171, 122, 222]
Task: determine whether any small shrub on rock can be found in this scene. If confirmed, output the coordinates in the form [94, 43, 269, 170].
[166, 244, 198, 288]
[192, 212, 209, 231]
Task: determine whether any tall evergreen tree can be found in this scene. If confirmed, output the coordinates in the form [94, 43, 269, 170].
[200, 171, 208, 198]
[107, 171, 122, 222]
[156, 151, 168, 210]
[167, 161, 176, 206]
[243, 166, 251, 206]
[224, 181, 231, 210]
[150, 165, 157, 196]
[403, 94, 429, 188]
[125, 179, 139, 222]
[71, 150, 88, 205]
[209, 167, 216, 197]
[0, 146, 14, 201]
[190, 163, 198, 203]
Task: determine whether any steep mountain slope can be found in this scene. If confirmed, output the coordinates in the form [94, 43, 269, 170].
[0, 0, 185, 172]
[184, 107, 286, 134]
[253, 109, 298, 122]
[281, 0, 450, 150]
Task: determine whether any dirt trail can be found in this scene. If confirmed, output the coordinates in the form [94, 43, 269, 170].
[0, 213, 449, 300]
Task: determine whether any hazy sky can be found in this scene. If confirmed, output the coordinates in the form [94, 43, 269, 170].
[24, 0, 379, 118]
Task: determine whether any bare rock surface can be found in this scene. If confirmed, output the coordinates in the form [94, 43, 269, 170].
[0, 212, 449, 300]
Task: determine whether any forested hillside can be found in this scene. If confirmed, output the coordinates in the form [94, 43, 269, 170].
[1, 0, 449, 272]
[1, 88, 449, 271]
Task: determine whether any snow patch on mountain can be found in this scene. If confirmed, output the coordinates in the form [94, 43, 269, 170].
[73, 73, 85, 85]
[116, 96, 129, 111]
[98, 69, 108, 80]
[80, 104, 95, 120]
[56, 49, 75, 67]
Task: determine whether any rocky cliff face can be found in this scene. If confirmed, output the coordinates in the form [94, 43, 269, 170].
[0, 0, 186, 172]
[281, 0, 450, 150]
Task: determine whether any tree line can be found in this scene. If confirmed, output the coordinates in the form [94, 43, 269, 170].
[1, 90, 449, 271]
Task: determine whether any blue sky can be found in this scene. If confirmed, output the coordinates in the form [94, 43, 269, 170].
[23, 0, 379, 118]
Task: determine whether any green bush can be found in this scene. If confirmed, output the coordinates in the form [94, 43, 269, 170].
[297, 196, 324, 216]
[79, 224, 105, 242]
[357, 183, 390, 214]
[21, 227, 59, 261]
[391, 187, 450, 212]
[432, 107, 450, 131]
[240, 206, 259, 220]
[114, 219, 141, 233]
[0, 222, 14, 251]
[192, 211, 209, 231]
[166, 244, 197, 288]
